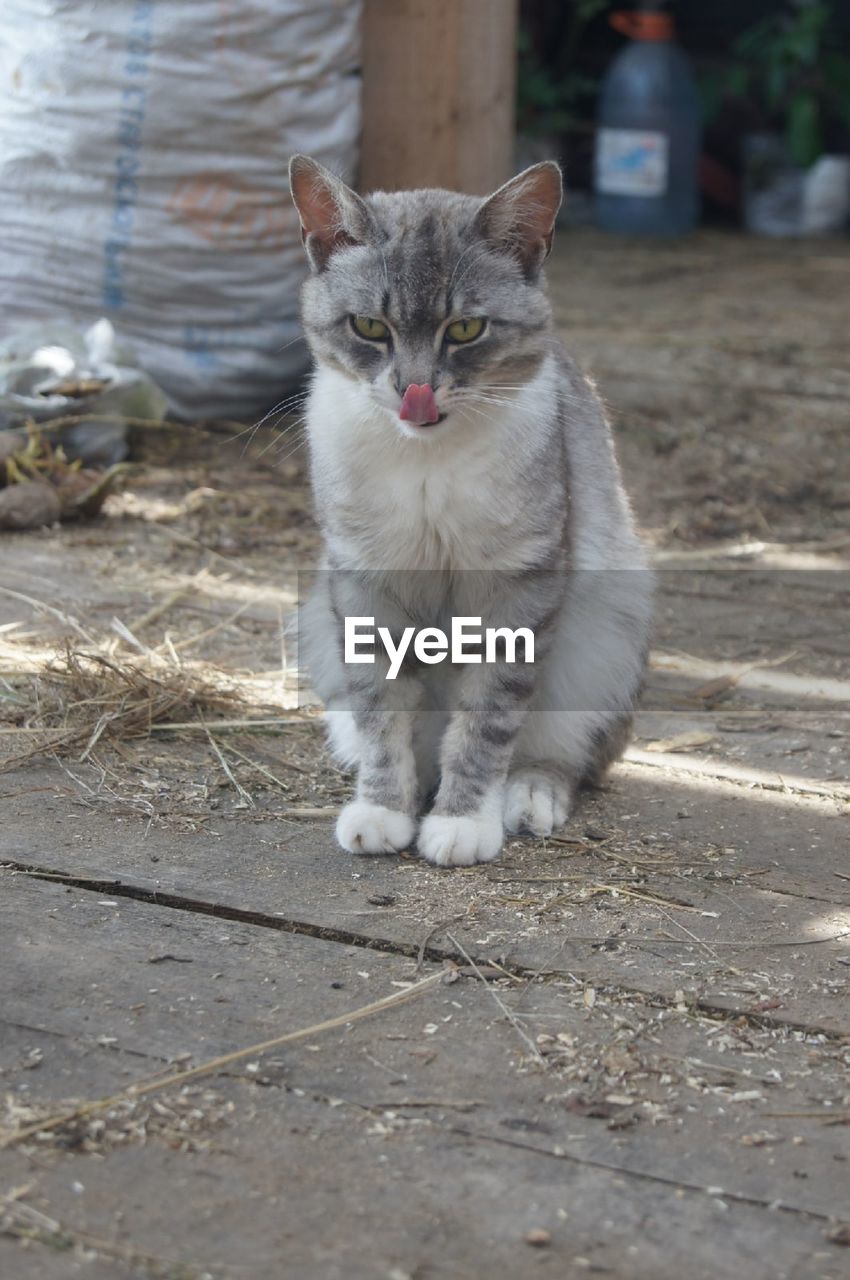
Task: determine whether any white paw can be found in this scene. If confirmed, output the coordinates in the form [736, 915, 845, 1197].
[418, 812, 504, 867]
[336, 801, 414, 855]
[504, 770, 571, 837]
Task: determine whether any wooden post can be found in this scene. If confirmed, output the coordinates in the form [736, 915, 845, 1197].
[360, 0, 518, 196]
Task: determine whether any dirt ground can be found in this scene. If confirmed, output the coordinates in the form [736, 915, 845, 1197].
[1, 230, 849, 1280]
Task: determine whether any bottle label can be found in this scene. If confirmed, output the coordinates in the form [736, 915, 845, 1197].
[595, 129, 669, 197]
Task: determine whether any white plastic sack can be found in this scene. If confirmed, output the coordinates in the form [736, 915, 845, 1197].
[0, 1, 362, 419]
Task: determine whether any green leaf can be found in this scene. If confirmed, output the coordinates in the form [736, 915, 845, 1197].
[765, 59, 787, 110]
[728, 65, 751, 101]
[787, 93, 823, 169]
[734, 18, 777, 59]
[789, 2, 830, 64]
[822, 51, 850, 105]
[699, 73, 723, 122]
[562, 72, 599, 99]
[576, 0, 609, 21]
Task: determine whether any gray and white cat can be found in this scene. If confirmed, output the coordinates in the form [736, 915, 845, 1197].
[289, 155, 652, 867]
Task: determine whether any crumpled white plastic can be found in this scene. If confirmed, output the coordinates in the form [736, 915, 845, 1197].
[0, 317, 167, 464]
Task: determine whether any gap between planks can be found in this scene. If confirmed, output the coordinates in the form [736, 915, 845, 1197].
[444, 1125, 842, 1228]
[4, 860, 846, 1042]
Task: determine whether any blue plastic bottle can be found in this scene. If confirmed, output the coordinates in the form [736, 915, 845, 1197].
[594, 8, 701, 235]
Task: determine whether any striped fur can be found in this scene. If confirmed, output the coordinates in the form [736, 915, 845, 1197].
[290, 157, 652, 866]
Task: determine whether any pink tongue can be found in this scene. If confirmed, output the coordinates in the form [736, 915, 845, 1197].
[399, 383, 439, 426]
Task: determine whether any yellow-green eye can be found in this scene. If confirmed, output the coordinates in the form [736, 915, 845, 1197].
[351, 315, 389, 341]
[446, 317, 486, 344]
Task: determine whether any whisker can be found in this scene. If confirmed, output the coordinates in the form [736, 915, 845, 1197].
[274, 332, 310, 356]
[226, 389, 309, 453]
[255, 413, 307, 461]
[272, 423, 308, 462]
[456, 389, 516, 399]
[452, 392, 515, 408]
[260, 397, 309, 433]
[274, 430, 309, 467]
[447, 242, 480, 293]
[239, 394, 308, 455]
[256, 389, 309, 425]
[450, 243, 495, 294]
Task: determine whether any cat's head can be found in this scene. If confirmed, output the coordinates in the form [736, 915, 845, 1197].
[289, 156, 562, 438]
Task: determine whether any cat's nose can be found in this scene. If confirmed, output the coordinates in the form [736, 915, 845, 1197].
[399, 383, 440, 427]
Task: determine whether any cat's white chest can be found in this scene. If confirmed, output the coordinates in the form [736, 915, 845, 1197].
[372, 447, 511, 569]
[307, 365, 554, 571]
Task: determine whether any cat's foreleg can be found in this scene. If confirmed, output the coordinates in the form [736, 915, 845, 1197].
[335, 668, 421, 855]
[417, 662, 537, 868]
[506, 566, 650, 836]
[417, 576, 563, 867]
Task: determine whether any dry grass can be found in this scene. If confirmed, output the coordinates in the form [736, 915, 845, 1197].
[0, 971, 444, 1150]
[0, 644, 247, 773]
[1, 1085, 236, 1157]
[0, 581, 338, 821]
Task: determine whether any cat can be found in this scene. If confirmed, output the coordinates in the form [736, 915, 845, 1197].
[289, 154, 652, 867]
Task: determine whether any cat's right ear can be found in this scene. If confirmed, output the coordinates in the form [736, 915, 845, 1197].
[289, 155, 375, 272]
[474, 162, 563, 279]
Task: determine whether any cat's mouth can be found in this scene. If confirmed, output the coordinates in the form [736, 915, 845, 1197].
[398, 411, 449, 438]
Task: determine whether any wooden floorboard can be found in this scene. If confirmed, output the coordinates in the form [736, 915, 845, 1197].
[2, 229, 849, 1277]
[3, 878, 849, 1279]
[3, 754, 847, 1035]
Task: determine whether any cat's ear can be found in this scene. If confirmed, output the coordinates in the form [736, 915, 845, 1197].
[289, 155, 376, 272]
[474, 162, 563, 278]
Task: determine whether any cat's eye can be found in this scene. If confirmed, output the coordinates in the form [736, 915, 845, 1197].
[445, 317, 486, 344]
[351, 315, 390, 341]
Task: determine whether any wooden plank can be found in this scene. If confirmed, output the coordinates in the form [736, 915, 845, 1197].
[2, 876, 849, 1280]
[0, 1241, 128, 1280]
[2, 759, 848, 1038]
[1, 875, 404, 1066]
[360, 0, 518, 194]
[4, 1119, 842, 1280]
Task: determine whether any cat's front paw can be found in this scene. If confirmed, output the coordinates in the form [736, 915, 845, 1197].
[418, 812, 504, 867]
[336, 801, 415, 855]
[504, 769, 571, 837]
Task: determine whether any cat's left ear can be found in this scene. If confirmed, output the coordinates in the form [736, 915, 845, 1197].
[289, 155, 377, 272]
[474, 162, 563, 278]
